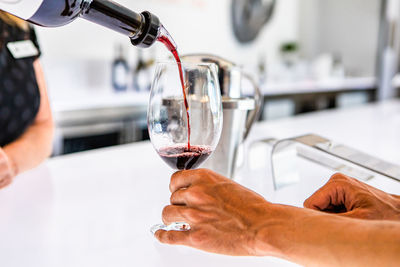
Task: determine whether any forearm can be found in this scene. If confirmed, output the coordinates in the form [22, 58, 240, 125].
[3, 120, 54, 174]
[255, 204, 400, 266]
[3, 59, 55, 175]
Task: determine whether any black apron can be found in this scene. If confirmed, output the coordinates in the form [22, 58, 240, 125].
[0, 20, 41, 147]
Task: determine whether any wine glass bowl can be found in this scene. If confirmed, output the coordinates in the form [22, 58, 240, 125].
[148, 62, 222, 170]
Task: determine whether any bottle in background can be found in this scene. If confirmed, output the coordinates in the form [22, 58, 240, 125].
[112, 44, 129, 92]
[132, 49, 154, 92]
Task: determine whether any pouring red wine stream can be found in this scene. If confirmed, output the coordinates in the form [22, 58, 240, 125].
[157, 26, 191, 150]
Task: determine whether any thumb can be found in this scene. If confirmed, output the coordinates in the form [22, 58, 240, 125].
[304, 183, 344, 211]
[154, 229, 191, 245]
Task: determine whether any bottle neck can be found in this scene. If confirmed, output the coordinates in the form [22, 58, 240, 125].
[81, 0, 160, 48]
[81, 0, 144, 37]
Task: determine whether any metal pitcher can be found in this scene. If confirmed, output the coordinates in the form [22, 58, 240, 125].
[181, 54, 263, 178]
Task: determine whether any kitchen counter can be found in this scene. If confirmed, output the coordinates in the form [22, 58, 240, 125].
[50, 91, 151, 155]
[2, 100, 400, 267]
[261, 76, 376, 96]
[51, 91, 150, 126]
[50, 77, 378, 142]
[50, 77, 377, 118]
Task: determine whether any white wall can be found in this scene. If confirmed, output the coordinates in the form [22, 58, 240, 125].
[298, 0, 381, 76]
[36, 0, 299, 93]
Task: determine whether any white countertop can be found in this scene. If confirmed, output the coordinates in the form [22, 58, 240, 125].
[50, 77, 376, 114]
[50, 90, 150, 113]
[2, 100, 400, 267]
[261, 76, 376, 96]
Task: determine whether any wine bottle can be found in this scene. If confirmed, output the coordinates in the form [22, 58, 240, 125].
[0, 0, 161, 48]
[112, 44, 129, 91]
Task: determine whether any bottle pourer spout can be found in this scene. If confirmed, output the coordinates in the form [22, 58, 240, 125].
[131, 11, 160, 48]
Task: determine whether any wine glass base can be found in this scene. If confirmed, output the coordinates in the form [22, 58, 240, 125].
[150, 222, 191, 235]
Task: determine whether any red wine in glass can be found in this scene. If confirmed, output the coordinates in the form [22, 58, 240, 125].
[157, 26, 191, 150]
[158, 145, 212, 170]
[149, 30, 223, 234]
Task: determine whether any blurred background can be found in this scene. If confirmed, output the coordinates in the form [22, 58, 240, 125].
[36, 0, 400, 156]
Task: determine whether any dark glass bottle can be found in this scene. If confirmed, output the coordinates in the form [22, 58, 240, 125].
[112, 44, 129, 91]
[0, 0, 161, 48]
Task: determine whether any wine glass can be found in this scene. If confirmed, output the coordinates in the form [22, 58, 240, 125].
[148, 61, 222, 233]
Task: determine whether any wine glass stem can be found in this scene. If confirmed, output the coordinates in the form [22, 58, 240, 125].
[150, 222, 191, 235]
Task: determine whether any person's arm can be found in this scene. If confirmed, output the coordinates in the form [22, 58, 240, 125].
[1, 60, 54, 179]
[255, 203, 400, 266]
[155, 169, 400, 266]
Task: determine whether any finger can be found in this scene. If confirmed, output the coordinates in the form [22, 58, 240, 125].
[0, 177, 12, 189]
[154, 229, 192, 245]
[322, 203, 347, 213]
[304, 173, 352, 210]
[170, 170, 199, 193]
[170, 188, 189, 205]
[304, 182, 345, 210]
[162, 205, 198, 225]
[303, 185, 332, 210]
[162, 205, 188, 225]
[330, 172, 349, 181]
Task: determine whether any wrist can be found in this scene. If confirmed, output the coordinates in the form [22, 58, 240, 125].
[250, 203, 294, 258]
